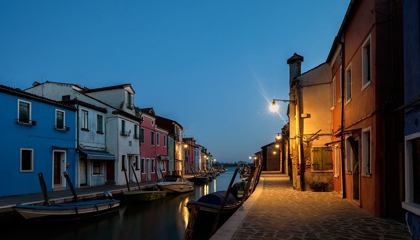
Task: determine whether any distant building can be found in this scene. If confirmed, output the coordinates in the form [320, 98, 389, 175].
[261, 142, 282, 171]
[0, 85, 76, 196]
[183, 138, 197, 174]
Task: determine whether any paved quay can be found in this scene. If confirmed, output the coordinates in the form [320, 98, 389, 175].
[0, 180, 159, 215]
[213, 172, 412, 240]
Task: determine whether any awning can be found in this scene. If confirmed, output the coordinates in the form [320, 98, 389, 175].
[80, 150, 115, 161]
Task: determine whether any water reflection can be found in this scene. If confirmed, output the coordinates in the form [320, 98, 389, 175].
[4, 167, 239, 240]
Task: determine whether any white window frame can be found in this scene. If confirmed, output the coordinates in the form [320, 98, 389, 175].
[141, 158, 146, 174]
[81, 109, 89, 130]
[97, 114, 104, 133]
[362, 127, 372, 176]
[403, 133, 420, 216]
[164, 135, 167, 147]
[151, 120, 154, 126]
[334, 145, 339, 178]
[156, 132, 160, 146]
[361, 34, 372, 91]
[141, 128, 145, 143]
[18, 99, 32, 123]
[161, 161, 166, 172]
[345, 64, 352, 104]
[20, 148, 34, 172]
[134, 124, 139, 139]
[151, 131, 155, 146]
[92, 162, 104, 176]
[55, 109, 65, 130]
[338, 66, 342, 103]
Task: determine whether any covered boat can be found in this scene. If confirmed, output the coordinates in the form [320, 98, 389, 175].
[14, 199, 120, 222]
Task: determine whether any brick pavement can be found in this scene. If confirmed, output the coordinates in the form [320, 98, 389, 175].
[231, 172, 412, 240]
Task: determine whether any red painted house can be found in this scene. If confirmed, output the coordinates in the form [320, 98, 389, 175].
[183, 138, 197, 174]
[326, 0, 404, 218]
[136, 108, 169, 182]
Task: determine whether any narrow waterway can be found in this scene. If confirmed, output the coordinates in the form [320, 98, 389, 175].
[4, 167, 240, 240]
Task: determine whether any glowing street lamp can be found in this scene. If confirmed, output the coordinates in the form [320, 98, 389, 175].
[184, 143, 188, 148]
[275, 133, 282, 140]
[270, 99, 297, 112]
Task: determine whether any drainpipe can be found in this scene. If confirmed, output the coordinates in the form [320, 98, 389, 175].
[338, 36, 347, 199]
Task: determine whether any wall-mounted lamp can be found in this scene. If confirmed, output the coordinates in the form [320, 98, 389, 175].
[270, 99, 297, 112]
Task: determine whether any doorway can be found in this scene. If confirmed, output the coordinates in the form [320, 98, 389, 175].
[352, 139, 360, 203]
[147, 159, 151, 181]
[80, 158, 88, 186]
[128, 156, 133, 181]
[106, 161, 115, 185]
[53, 151, 66, 190]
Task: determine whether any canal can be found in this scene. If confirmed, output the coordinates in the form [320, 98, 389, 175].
[4, 167, 240, 240]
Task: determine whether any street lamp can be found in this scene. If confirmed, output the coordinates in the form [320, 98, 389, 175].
[270, 99, 297, 112]
[184, 143, 188, 148]
[275, 133, 282, 141]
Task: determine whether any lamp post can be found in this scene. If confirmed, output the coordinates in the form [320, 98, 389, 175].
[270, 99, 294, 182]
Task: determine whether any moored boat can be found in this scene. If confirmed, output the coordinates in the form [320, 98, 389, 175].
[123, 188, 167, 202]
[156, 175, 194, 193]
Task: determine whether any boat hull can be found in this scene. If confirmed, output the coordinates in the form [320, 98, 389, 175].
[13, 199, 120, 222]
[157, 182, 194, 193]
[123, 190, 167, 202]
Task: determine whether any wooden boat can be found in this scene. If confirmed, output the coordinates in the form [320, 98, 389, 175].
[187, 176, 209, 185]
[123, 166, 166, 202]
[14, 199, 120, 222]
[123, 188, 167, 202]
[156, 175, 194, 193]
[13, 172, 119, 222]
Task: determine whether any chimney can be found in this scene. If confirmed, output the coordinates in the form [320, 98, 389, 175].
[287, 53, 304, 84]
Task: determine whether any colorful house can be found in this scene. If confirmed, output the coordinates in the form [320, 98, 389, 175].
[26, 82, 141, 187]
[326, 0, 404, 218]
[0, 85, 76, 196]
[287, 55, 334, 191]
[155, 116, 184, 175]
[401, 0, 420, 221]
[183, 138, 197, 174]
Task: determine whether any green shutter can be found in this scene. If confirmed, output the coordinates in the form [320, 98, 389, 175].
[312, 148, 321, 170]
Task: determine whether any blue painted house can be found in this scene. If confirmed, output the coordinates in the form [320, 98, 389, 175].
[402, 0, 420, 227]
[0, 85, 76, 197]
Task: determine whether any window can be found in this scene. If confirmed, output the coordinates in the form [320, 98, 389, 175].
[151, 120, 154, 126]
[122, 120, 125, 132]
[126, 92, 133, 109]
[141, 158, 145, 174]
[339, 66, 342, 101]
[97, 114, 103, 133]
[362, 36, 371, 88]
[81, 110, 89, 130]
[334, 145, 339, 177]
[346, 139, 352, 173]
[93, 162, 103, 175]
[151, 159, 155, 173]
[141, 128, 145, 143]
[161, 161, 166, 172]
[121, 155, 126, 171]
[362, 128, 371, 175]
[164, 135, 167, 147]
[134, 125, 139, 139]
[151, 131, 155, 145]
[157, 133, 160, 146]
[345, 65, 352, 103]
[411, 138, 420, 204]
[311, 147, 333, 171]
[135, 156, 140, 170]
[18, 100, 31, 123]
[56, 110, 65, 129]
[21, 149, 33, 172]
[332, 77, 336, 108]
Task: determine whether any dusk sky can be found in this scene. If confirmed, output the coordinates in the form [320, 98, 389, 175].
[0, 1, 350, 163]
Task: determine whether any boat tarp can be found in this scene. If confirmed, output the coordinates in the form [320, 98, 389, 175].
[16, 199, 119, 210]
[197, 191, 238, 206]
[80, 150, 115, 161]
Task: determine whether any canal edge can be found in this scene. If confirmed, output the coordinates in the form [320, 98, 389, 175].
[210, 177, 265, 240]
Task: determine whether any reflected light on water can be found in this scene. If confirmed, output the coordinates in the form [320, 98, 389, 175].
[214, 180, 217, 192]
[181, 197, 190, 228]
[204, 184, 209, 196]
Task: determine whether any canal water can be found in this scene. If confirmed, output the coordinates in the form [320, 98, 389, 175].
[4, 167, 240, 240]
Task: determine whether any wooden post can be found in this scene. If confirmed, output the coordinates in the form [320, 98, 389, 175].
[241, 167, 256, 202]
[183, 206, 199, 240]
[210, 167, 239, 236]
[63, 171, 78, 203]
[123, 167, 131, 192]
[131, 165, 141, 189]
[38, 173, 51, 206]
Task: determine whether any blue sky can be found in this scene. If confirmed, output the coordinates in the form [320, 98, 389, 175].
[0, 0, 350, 163]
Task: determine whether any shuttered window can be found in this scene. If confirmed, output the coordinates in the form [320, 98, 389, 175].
[312, 147, 333, 171]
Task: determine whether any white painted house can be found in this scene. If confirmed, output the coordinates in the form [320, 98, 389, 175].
[26, 82, 141, 186]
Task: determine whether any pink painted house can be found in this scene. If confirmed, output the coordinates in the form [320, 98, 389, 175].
[136, 108, 169, 182]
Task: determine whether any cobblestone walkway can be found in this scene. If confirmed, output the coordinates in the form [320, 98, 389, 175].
[232, 173, 411, 240]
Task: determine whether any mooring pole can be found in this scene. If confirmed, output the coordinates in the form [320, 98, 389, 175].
[63, 171, 79, 203]
[38, 173, 51, 206]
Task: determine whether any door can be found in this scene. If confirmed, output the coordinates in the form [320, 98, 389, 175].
[106, 161, 115, 183]
[54, 152, 61, 186]
[352, 139, 360, 202]
[128, 156, 133, 181]
[80, 159, 87, 186]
